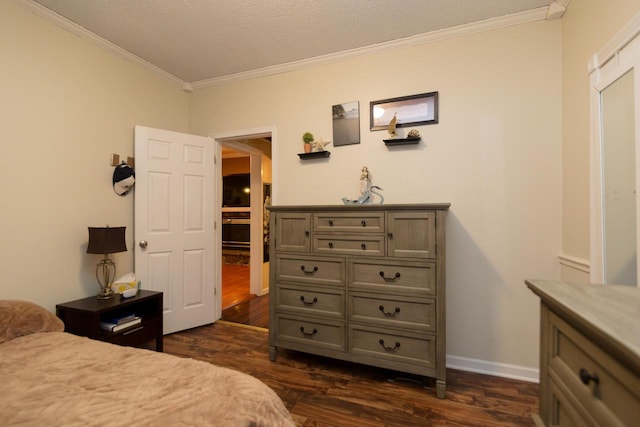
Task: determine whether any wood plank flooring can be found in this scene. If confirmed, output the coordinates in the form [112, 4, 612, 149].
[221, 263, 269, 329]
[164, 322, 538, 427]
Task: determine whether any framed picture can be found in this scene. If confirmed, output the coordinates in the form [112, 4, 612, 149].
[332, 101, 360, 146]
[370, 92, 438, 131]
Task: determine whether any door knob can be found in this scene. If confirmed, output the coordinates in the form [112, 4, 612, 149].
[139, 240, 148, 249]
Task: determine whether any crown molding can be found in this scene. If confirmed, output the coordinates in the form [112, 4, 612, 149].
[191, 7, 549, 90]
[16, 0, 189, 89]
[17, 0, 549, 91]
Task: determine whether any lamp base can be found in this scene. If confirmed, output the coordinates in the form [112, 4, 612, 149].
[97, 287, 116, 300]
[96, 256, 117, 299]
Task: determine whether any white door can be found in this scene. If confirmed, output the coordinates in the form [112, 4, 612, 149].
[134, 125, 217, 334]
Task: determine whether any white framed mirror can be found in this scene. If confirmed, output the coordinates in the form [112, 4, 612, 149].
[590, 13, 640, 285]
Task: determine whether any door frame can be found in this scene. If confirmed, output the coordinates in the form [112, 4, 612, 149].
[589, 13, 640, 284]
[212, 126, 277, 314]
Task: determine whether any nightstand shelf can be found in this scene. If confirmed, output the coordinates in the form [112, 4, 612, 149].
[56, 290, 163, 351]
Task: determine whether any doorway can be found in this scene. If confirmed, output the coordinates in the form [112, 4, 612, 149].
[217, 134, 272, 328]
[589, 16, 640, 286]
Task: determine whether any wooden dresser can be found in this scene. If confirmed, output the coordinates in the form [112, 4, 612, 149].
[268, 203, 449, 398]
[526, 280, 640, 426]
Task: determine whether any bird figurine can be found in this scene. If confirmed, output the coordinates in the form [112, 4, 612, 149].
[311, 138, 332, 152]
[387, 113, 397, 139]
[342, 186, 384, 205]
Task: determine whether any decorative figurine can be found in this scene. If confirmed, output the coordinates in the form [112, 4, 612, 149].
[408, 129, 420, 138]
[342, 186, 384, 205]
[360, 166, 370, 195]
[387, 113, 397, 138]
[311, 138, 331, 152]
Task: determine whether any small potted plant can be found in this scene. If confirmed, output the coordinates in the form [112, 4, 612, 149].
[302, 132, 314, 153]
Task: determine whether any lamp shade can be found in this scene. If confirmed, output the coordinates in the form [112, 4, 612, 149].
[87, 226, 127, 254]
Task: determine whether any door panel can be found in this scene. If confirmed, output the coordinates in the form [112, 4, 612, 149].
[135, 126, 216, 334]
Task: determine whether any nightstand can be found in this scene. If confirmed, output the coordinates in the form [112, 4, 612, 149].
[56, 290, 163, 351]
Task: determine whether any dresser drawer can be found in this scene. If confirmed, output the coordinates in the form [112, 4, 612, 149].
[273, 314, 346, 352]
[275, 254, 346, 287]
[548, 375, 595, 427]
[350, 259, 436, 296]
[313, 234, 384, 257]
[313, 212, 385, 233]
[349, 324, 435, 369]
[349, 292, 435, 332]
[275, 284, 345, 318]
[549, 312, 640, 427]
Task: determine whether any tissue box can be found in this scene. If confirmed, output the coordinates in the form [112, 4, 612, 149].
[111, 272, 139, 294]
[111, 281, 138, 294]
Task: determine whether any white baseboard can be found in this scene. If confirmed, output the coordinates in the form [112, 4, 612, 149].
[446, 355, 539, 383]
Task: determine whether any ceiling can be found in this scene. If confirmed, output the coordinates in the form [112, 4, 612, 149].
[27, 0, 563, 87]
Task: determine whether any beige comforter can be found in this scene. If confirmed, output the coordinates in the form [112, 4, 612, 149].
[0, 331, 295, 427]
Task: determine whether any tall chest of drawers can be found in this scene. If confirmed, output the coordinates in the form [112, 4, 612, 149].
[268, 204, 450, 398]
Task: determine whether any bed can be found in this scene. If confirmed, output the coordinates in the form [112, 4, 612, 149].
[0, 300, 295, 427]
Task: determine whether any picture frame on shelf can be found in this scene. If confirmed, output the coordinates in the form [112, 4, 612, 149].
[370, 91, 438, 131]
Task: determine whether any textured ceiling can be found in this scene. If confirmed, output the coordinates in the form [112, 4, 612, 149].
[30, 0, 558, 84]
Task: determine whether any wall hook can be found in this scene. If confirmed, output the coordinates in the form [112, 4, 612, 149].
[111, 153, 135, 168]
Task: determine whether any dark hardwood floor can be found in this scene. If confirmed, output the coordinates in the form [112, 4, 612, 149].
[216, 262, 538, 425]
[221, 262, 269, 329]
[164, 321, 539, 427]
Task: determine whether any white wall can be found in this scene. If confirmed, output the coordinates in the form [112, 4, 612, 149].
[0, 1, 189, 311]
[10, 0, 620, 378]
[189, 20, 562, 377]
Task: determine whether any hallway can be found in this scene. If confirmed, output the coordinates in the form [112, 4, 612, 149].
[221, 263, 269, 329]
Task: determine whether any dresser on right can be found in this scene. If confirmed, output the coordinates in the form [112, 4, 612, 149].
[526, 280, 640, 427]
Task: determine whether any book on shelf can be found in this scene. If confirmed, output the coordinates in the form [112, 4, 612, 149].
[103, 313, 138, 325]
[100, 316, 141, 332]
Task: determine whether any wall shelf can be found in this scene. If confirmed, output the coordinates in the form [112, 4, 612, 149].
[298, 151, 331, 159]
[383, 137, 421, 146]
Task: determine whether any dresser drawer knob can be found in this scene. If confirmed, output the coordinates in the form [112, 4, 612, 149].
[579, 368, 600, 386]
[361, 243, 367, 250]
[328, 220, 334, 226]
[300, 296, 318, 306]
[379, 271, 401, 282]
[379, 305, 401, 317]
[300, 265, 318, 274]
[361, 220, 367, 226]
[379, 339, 401, 352]
[300, 326, 318, 337]
[328, 242, 334, 248]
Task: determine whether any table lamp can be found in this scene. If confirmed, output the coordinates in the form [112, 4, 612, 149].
[87, 226, 127, 299]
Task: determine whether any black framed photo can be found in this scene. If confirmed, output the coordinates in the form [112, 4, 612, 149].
[332, 101, 360, 146]
[370, 92, 438, 131]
